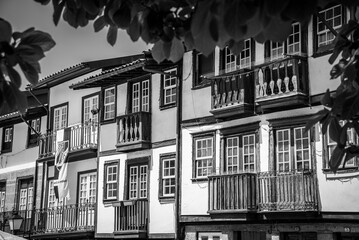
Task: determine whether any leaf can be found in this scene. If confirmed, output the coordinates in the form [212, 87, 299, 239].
[0, 18, 12, 43]
[3, 81, 27, 113]
[107, 25, 118, 46]
[329, 117, 342, 144]
[209, 17, 219, 42]
[94, 16, 107, 32]
[341, 90, 359, 119]
[82, 0, 100, 15]
[321, 89, 333, 107]
[12, 27, 35, 40]
[19, 60, 40, 85]
[262, 17, 292, 43]
[6, 65, 21, 88]
[152, 40, 170, 63]
[168, 37, 185, 63]
[329, 35, 350, 64]
[330, 63, 344, 79]
[228, 40, 244, 56]
[16, 44, 45, 64]
[112, 2, 132, 29]
[52, 0, 65, 26]
[223, 1, 256, 40]
[321, 112, 331, 135]
[19, 30, 56, 52]
[329, 146, 345, 173]
[304, 108, 330, 132]
[127, 15, 141, 42]
[34, 0, 50, 4]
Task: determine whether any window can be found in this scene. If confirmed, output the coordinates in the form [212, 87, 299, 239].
[193, 134, 214, 178]
[2, 126, 13, 153]
[52, 103, 68, 131]
[224, 134, 256, 173]
[130, 79, 150, 113]
[222, 39, 253, 73]
[193, 51, 214, 87]
[314, 4, 345, 54]
[78, 172, 97, 204]
[0, 182, 5, 212]
[28, 118, 41, 147]
[159, 154, 176, 198]
[103, 87, 116, 121]
[127, 162, 148, 199]
[18, 178, 33, 219]
[326, 123, 358, 170]
[161, 68, 177, 107]
[275, 126, 311, 172]
[47, 179, 65, 208]
[83, 94, 99, 124]
[268, 22, 302, 60]
[104, 162, 118, 201]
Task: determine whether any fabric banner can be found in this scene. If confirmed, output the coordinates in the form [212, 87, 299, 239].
[54, 140, 70, 200]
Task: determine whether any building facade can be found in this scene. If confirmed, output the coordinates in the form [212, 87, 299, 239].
[0, 2, 359, 240]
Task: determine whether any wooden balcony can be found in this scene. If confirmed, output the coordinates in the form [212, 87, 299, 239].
[208, 173, 257, 218]
[32, 203, 95, 238]
[210, 71, 255, 119]
[113, 199, 148, 239]
[255, 56, 308, 110]
[258, 171, 318, 212]
[39, 131, 57, 159]
[38, 122, 98, 160]
[116, 112, 151, 152]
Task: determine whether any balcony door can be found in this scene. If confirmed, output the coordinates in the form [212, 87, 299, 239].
[18, 178, 33, 232]
[82, 95, 99, 148]
[78, 172, 96, 228]
[127, 164, 148, 200]
[46, 179, 66, 231]
[130, 79, 150, 113]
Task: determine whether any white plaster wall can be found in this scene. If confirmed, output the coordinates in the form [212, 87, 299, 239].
[117, 83, 128, 117]
[65, 158, 97, 204]
[49, 73, 101, 126]
[315, 127, 359, 212]
[96, 153, 126, 234]
[151, 74, 177, 142]
[149, 145, 176, 234]
[99, 123, 117, 152]
[181, 51, 212, 121]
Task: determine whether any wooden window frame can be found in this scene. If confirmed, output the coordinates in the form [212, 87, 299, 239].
[323, 123, 359, 173]
[103, 160, 119, 202]
[192, 132, 216, 180]
[220, 39, 255, 73]
[50, 102, 69, 131]
[82, 92, 100, 124]
[220, 122, 260, 174]
[160, 68, 178, 109]
[102, 86, 116, 122]
[159, 153, 176, 201]
[16, 177, 34, 213]
[312, 4, 346, 57]
[124, 157, 149, 200]
[127, 76, 151, 114]
[192, 50, 214, 89]
[27, 118, 41, 148]
[1, 125, 13, 153]
[265, 22, 307, 60]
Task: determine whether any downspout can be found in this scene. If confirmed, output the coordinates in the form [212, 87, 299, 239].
[175, 63, 182, 240]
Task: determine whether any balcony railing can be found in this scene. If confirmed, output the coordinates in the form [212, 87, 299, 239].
[258, 171, 318, 211]
[33, 203, 95, 234]
[113, 199, 148, 236]
[208, 173, 257, 213]
[39, 131, 56, 158]
[255, 56, 308, 106]
[116, 112, 151, 151]
[211, 71, 254, 118]
[69, 122, 98, 151]
[38, 122, 98, 159]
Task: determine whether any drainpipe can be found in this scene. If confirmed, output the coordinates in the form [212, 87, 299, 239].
[175, 63, 182, 240]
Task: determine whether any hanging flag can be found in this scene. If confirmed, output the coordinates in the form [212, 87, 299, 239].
[54, 140, 70, 200]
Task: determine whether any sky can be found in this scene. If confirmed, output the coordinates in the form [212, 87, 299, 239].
[0, 0, 150, 80]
